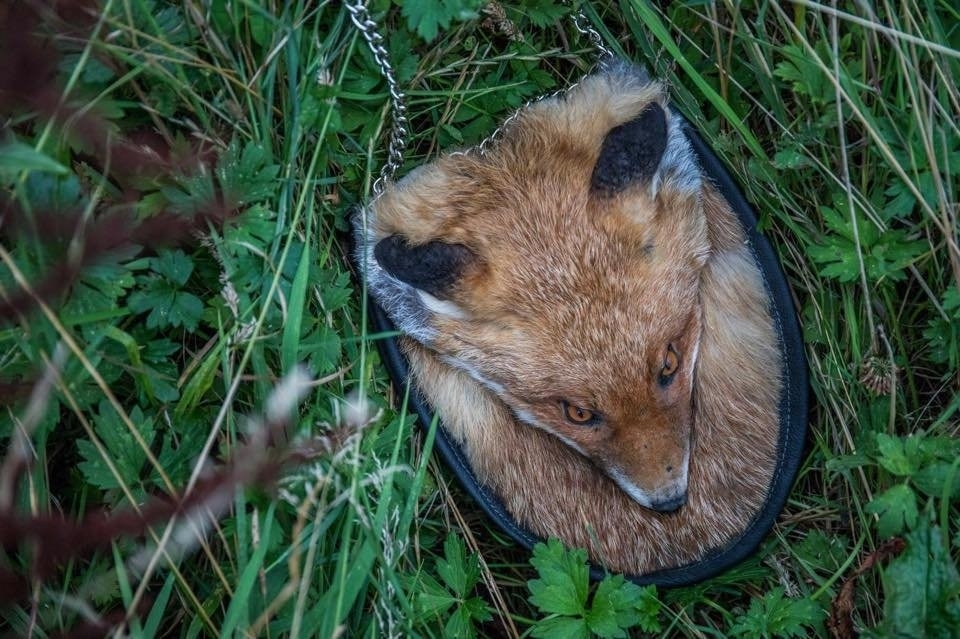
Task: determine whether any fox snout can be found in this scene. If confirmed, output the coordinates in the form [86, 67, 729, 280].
[601, 422, 692, 513]
[607, 458, 689, 513]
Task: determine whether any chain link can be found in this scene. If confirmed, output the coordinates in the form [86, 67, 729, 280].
[571, 8, 612, 59]
[344, 1, 606, 191]
[473, 10, 609, 156]
[343, 0, 408, 197]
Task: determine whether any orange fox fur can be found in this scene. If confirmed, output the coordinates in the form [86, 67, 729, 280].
[357, 64, 782, 574]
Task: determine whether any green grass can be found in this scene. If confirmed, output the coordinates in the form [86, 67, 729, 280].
[1, 0, 958, 637]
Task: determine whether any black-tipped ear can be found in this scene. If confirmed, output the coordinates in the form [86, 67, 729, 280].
[374, 236, 474, 299]
[591, 103, 668, 196]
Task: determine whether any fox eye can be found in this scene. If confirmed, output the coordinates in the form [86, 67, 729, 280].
[560, 400, 600, 426]
[658, 344, 680, 387]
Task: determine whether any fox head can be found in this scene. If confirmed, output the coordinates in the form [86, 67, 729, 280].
[356, 62, 710, 512]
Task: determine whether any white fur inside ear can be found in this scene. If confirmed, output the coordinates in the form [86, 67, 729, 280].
[652, 109, 701, 197]
[418, 291, 467, 319]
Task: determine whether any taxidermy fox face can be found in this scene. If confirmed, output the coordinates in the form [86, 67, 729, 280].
[356, 62, 710, 512]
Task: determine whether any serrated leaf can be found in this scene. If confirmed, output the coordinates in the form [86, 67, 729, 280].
[794, 530, 850, 574]
[151, 249, 194, 286]
[142, 363, 180, 403]
[444, 605, 478, 639]
[772, 147, 812, 170]
[129, 284, 203, 332]
[217, 140, 280, 206]
[588, 577, 636, 637]
[877, 519, 960, 637]
[631, 584, 663, 633]
[318, 270, 354, 312]
[415, 573, 458, 618]
[400, 0, 482, 42]
[76, 440, 125, 490]
[528, 539, 589, 617]
[530, 615, 589, 639]
[809, 204, 925, 284]
[155, 424, 206, 485]
[729, 588, 825, 638]
[866, 483, 918, 538]
[129, 252, 204, 332]
[913, 461, 960, 499]
[461, 596, 492, 623]
[875, 433, 918, 476]
[586, 600, 629, 637]
[60, 52, 116, 85]
[77, 402, 154, 493]
[436, 533, 480, 597]
[511, 0, 568, 28]
[587, 577, 661, 637]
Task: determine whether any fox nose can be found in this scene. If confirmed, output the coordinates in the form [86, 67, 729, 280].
[650, 492, 687, 513]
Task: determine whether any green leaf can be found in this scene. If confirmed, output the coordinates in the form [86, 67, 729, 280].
[436, 533, 480, 597]
[155, 425, 207, 486]
[411, 534, 490, 634]
[793, 530, 850, 574]
[772, 146, 812, 170]
[128, 250, 204, 331]
[528, 539, 590, 617]
[22, 172, 85, 211]
[877, 519, 960, 637]
[866, 484, 919, 538]
[444, 605, 479, 639]
[509, 0, 569, 28]
[129, 285, 204, 332]
[809, 206, 926, 284]
[247, 10, 273, 47]
[77, 402, 155, 494]
[281, 235, 311, 372]
[528, 541, 660, 637]
[913, 462, 960, 499]
[631, 583, 663, 633]
[415, 573, 458, 618]
[142, 572, 176, 638]
[587, 579, 631, 638]
[399, 0, 482, 42]
[152, 249, 195, 286]
[876, 433, 918, 476]
[772, 45, 831, 105]
[587, 577, 661, 637]
[216, 140, 280, 206]
[729, 588, 825, 638]
[461, 596, 492, 624]
[530, 615, 590, 639]
[0, 142, 70, 176]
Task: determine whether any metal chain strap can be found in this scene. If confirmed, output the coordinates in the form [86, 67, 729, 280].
[343, 0, 409, 197]
[344, 1, 606, 190]
[474, 9, 609, 156]
[571, 8, 612, 59]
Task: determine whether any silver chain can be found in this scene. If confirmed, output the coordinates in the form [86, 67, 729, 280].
[344, 1, 606, 192]
[344, 0, 409, 197]
[475, 10, 609, 156]
[572, 9, 612, 59]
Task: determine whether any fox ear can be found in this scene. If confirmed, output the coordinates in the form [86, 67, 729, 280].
[374, 235, 474, 299]
[591, 102, 667, 195]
